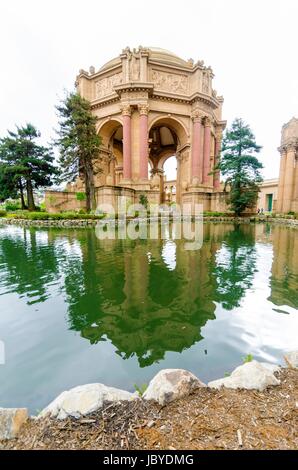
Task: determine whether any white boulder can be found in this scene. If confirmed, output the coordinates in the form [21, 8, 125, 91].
[208, 360, 280, 391]
[39, 383, 136, 420]
[0, 408, 28, 440]
[284, 350, 298, 369]
[143, 369, 206, 405]
[260, 362, 281, 373]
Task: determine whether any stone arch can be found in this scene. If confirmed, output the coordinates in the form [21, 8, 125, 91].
[158, 152, 177, 171]
[97, 118, 123, 148]
[148, 115, 189, 147]
[148, 116, 187, 204]
[97, 118, 124, 185]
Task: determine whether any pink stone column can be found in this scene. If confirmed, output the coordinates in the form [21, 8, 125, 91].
[122, 106, 132, 180]
[203, 117, 212, 184]
[138, 104, 149, 179]
[214, 132, 222, 190]
[191, 113, 203, 181]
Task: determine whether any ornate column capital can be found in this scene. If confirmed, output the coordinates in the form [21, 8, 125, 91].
[215, 128, 223, 141]
[204, 116, 212, 127]
[191, 110, 204, 123]
[138, 104, 149, 115]
[121, 104, 132, 117]
[278, 146, 287, 156]
[287, 142, 298, 153]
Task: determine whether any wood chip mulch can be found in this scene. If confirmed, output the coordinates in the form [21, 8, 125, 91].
[1, 369, 297, 450]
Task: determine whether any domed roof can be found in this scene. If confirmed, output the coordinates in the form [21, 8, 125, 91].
[148, 47, 191, 67]
[99, 47, 191, 72]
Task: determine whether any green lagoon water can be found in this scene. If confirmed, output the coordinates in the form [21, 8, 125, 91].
[0, 222, 297, 413]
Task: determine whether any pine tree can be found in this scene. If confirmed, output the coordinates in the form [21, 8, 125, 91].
[0, 124, 57, 210]
[55, 92, 102, 212]
[0, 164, 19, 202]
[216, 118, 263, 215]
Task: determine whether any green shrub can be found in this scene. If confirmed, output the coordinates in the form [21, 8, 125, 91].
[76, 192, 86, 201]
[5, 201, 21, 211]
[0, 210, 7, 217]
[39, 202, 46, 212]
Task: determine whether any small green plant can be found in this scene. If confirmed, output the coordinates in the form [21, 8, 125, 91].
[134, 383, 148, 397]
[0, 210, 7, 217]
[39, 202, 46, 212]
[224, 372, 231, 377]
[5, 200, 21, 211]
[76, 192, 86, 201]
[242, 354, 254, 363]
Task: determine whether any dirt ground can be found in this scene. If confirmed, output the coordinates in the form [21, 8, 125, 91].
[1, 368, 297, 450]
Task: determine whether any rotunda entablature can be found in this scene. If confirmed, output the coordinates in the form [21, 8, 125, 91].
[76, 47, 224, 115]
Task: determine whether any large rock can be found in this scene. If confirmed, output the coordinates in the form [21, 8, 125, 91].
[260, 362, 281, 373]
[143, 369, 206, 405]
[39, 384, 136, 420]
[208, 360, 280, 391]
[0, 408, 28, 440]
[284, 350, 298, 369]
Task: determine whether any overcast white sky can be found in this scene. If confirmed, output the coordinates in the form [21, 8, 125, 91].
[1, 0, 297, 179]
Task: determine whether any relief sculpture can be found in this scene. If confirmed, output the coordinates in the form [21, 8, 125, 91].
[152, 70, 188, 94]
[95, 72, 123, 98]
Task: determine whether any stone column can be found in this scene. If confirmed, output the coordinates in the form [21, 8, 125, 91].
[122, 105, 132, 180]
[191, 112, 203, 183]
[203, 117, 212, 184]
[109, 155, 116, 185]
[276, 148, 287, 213]
[213, 129, 222, 190]
[138, 104, 149, 180]
[282, 144, 296, 213]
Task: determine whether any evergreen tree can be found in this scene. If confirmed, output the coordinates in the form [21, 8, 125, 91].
[55, 92, 102, 212]
[216, 118, 263, 215]
[0, 164, 19, 202]
[0, 124, 57, 210]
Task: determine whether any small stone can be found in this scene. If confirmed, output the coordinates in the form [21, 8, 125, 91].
[147, 420, 155, 428]
[0, 408, 28, 440]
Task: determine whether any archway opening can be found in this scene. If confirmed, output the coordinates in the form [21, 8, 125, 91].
[163, 156, 177, 204]
[98, 120, 123, 185]
[149, 124, 180, 204]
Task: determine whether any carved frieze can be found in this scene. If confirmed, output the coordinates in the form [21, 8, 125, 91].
[151, 70, 189, 94]
[95, 72, 123, 99]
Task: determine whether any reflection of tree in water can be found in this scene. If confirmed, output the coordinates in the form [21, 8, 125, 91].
[0, 227, 61, 304]
[211, 224, 257, 310]
[64, 232, 218, 367]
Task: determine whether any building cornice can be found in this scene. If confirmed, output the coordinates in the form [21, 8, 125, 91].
[114, 83, 154, 96]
